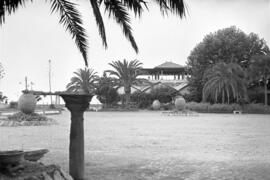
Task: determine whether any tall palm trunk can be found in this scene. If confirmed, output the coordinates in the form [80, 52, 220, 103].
[264, 79, 268, 106]
[222, 90, 225, 104]
[124, 85, 131, 106]
[126, 93, 131, 106]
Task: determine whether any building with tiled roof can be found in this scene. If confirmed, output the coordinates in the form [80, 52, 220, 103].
[138, 61, 190, 96]
[140, 61, 189, 82]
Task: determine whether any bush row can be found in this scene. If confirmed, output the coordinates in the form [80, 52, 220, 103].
[185, 102, 270, 114]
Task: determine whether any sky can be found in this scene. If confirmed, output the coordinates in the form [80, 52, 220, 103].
[0, 0, 269, 102]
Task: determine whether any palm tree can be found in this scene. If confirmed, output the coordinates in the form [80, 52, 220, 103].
[1, 0, 186, 66]
[106, 59, 144, 105]
[202, 62, 247, 104]
[66, 68, 98, 94]
[0, 94, 7, 103]
[249, 54, 270, 106]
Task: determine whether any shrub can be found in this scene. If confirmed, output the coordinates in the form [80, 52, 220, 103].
[9, 101, 18, 109]
[185, 102, 270, 114]
[151, 86, 176, 103]
[130, 91, 153, 109]
[207, 103, 241, 113]
[96, 86, 120, 106]
[161, 103, 174, 110]
[185, 102, 241, 113]
[49, 104, 56, 109]
[185, 102, 209, 112]
[244, 103, 270, 114]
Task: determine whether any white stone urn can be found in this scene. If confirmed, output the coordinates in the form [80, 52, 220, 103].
[175, 96, 186, 110]
[152, 100, 161, 110]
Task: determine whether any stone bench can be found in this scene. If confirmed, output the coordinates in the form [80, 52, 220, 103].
[233, 110, 242, 114]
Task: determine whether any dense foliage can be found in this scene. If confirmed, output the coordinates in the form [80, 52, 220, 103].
[130, 86, 178, 108]
[130, 91, 152, 108]
[187, 26, 269, 102]
[202, 62, 247, 103]
[151, 86, 177, 103]
[95, 72, 119, 106]
[106, 59, 144, 105]
[185, 102, 270, 114]
[249, 54, 270, 105]
[66, 68, 98, 94]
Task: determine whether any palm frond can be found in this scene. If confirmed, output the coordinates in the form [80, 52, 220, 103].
[50, 0, 89, 66]
[154, 0, 186, 17]
[203, 62, 247, 103]
[66, 67, 97, 94]
[104, 0, 138, 53]
[0, 0, 29, 25]
[121, 0, 144, 17]
[89, 0, 107, 48]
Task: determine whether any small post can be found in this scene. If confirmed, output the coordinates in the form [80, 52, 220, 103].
[60, 94, 93, 180]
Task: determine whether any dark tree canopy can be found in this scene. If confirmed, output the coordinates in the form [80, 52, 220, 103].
[95, 73, 119, 105]
[187, 26, 269, 102]
[248, 54, 270, 105]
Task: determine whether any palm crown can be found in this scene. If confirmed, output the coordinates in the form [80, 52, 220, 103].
[1, 0, 186, 66]
[66, 68, 98, 94]
[202, 62, 247, 104]
[106, 59, 144, 104]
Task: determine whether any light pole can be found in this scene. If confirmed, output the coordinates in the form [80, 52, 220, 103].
[49, 60, 53, 105]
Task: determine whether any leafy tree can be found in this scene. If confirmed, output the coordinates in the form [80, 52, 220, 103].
[130, 91, 152, 108]
[187, 26, 269, 102]
[66, 68, 98, 94]
[1, 0, 186, 66]
[249, 54, 270, 106]
[95, 72, 119, 106]
[106, 59, 144, 105]
[96, 86, 119, 106]
[151, 85, 177, 103]
[202, 62, 247, 104]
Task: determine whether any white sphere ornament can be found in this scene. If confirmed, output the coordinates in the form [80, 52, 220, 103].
[18, 93, 37, 114]
[152, 100, 161, 110]
[175, 97, 186, 110]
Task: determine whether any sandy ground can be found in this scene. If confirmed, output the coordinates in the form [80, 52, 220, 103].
[1, 111, 270, 179]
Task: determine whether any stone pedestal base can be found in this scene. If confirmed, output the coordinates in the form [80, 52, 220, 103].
[0, 161, 73, 180]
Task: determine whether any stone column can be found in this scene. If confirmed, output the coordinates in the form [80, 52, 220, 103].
[60, 94, 93, 180]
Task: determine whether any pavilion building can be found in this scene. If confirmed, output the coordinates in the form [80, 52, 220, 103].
[117, 61, 190, 96]
[140, 61, 189, 83]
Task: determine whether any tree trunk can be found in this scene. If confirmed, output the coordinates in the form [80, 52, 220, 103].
[222, 91, 225, 104]
[264, 80, 268, 106]
[126, 93, 131, 106]
[124, 85, 131, 106]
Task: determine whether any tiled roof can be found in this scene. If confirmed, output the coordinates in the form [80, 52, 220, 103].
[154, 61, 183, 69]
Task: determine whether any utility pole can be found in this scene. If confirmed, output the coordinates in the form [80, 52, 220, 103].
[49, 60, 53, 105]
[25, 76, 28, 90]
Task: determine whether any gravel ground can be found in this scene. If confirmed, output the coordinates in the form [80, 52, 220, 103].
[1, 111, 270, 179]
